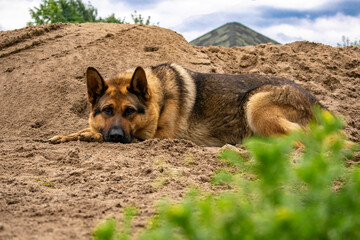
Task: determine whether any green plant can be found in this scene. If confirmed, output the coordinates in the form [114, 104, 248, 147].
[35, 178, 56, 188]
[97, 13, 126, 24]
[98, 10, 158, 25]
[337, 35, 360, 47]
[29, 0, 97, 25]
[91, 109, 359, 239]
[92, 207, 137, 240]
[130, 10, 159, 25]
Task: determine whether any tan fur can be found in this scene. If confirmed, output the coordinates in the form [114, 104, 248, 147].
[247, 92, 302, 136]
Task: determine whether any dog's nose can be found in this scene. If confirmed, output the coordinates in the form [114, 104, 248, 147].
[108, 127, 125, 142]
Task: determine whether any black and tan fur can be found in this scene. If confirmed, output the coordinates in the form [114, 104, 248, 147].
[50, 63, 320, 147]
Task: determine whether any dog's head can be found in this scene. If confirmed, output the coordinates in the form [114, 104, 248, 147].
[86, 67, 151, 143]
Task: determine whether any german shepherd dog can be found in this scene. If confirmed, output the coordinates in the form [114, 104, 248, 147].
[50, 63, 320, 147]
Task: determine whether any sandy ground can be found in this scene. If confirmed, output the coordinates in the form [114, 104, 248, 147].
[0, 23, 359, 239]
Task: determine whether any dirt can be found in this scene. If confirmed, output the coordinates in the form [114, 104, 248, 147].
[0, 23, 359, 239]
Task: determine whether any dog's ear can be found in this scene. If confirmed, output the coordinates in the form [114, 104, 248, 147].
[86, 67, 108, 105]
[128, 67, 150, 101]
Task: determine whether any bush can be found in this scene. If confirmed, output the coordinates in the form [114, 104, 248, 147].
[92, 109, 359, 240]
[29, 0, 97, 25]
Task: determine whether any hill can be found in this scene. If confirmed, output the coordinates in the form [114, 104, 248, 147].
[190, 22, 280, 47]
[0, 23, 359, 239]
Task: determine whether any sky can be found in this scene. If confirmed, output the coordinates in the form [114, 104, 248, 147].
[0, 0, 359, 46]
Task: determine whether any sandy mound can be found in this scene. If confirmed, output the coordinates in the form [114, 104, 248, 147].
[0, 23, 359, 239]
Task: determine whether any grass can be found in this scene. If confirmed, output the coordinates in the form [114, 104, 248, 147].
[35, 178, 56, 188]
[91, 108, 359, 240]
[151, 157, 183, 190]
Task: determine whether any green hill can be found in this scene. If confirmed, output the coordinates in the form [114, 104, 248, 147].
[190, 22, 280, 47]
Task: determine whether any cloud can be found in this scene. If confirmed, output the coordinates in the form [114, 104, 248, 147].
[258, 13, 360, 46]
[91, 0, 130, 19]
[108, 0, 164, 9]
[0, 0, 41, 30]
[91, 0, 160, 23]
[319, 0, 360, 16]
[255, 0, 360, 26]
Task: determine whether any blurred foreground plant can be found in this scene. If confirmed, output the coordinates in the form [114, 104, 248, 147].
[93, 207, 137, 240]
[92, 109, 359, 240]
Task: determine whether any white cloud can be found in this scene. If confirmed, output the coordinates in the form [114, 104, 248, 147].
[244, 0, 338, 11]
[139, 0, 257, 29]
[258, 13, 360, 46]
[91, 0, 131, 20]
[0, 0, 42, 30]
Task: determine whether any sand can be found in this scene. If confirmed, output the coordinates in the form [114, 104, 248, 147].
[0, 23, 359, 239]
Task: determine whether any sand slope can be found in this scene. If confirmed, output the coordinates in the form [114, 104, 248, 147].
[0, 23, 359, 239]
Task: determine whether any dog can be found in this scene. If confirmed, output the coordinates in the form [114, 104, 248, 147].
[50, 63, 320, 147]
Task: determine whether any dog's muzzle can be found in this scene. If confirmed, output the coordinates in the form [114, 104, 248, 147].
[105, 127, 132, 143]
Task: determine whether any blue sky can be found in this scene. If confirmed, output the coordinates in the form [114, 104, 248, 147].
[0, 0, 359, 46]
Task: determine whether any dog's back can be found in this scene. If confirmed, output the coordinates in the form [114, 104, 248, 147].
[151, 64, 319, 146]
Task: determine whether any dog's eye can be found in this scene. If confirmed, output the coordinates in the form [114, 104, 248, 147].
[124, 107, 136, 117]
[102, 106, 113, 115]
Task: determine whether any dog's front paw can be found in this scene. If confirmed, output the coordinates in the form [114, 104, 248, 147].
[49, 128, 104, 144]
[78, 132, 104, 143]
[49, 135, 78, 144]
